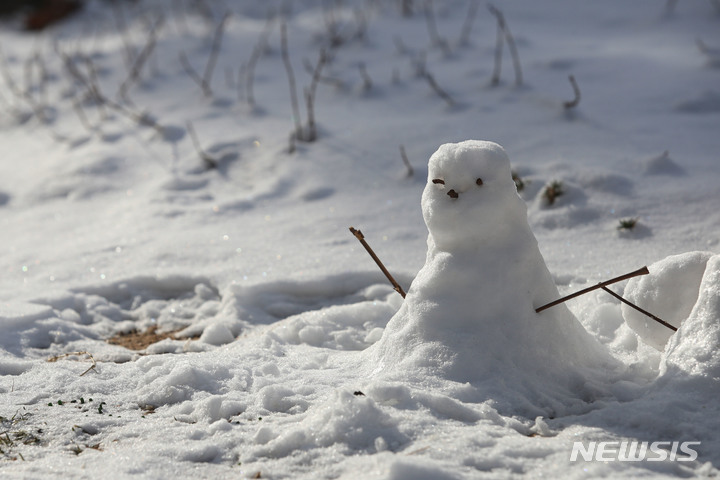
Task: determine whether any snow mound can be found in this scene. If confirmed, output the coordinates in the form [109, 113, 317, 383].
[622, 251, 714, 351]
[661, 254, 720, 379]
[367, 141, 617, 417]
[250, 389, 406, 459]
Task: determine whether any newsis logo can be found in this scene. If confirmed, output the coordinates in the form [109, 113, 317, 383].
[570, 441, 700, 462]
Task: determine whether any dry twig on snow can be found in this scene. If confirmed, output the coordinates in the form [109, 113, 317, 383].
[244, 12, 276, 108]
[281, 21, 304, 143]
[423, 71, 455, 106]
[399, 145, 414, 177]
[47, 351, 98, 377]
[488, 4, 523, 86]
[186, 121, 218, 170]
[563, 74, 581, 109]
[458, 0, 479, 47]
[303, 49, 329, 142]
[423, 0, 451, 55]
[117, 16, 164, 103]
[179, 12, 230, 97]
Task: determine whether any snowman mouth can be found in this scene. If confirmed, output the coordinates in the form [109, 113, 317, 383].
[447, 189, 459, 199]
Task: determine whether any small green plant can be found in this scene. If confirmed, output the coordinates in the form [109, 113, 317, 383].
[543, 180, 564, 205]
[617, 218, 639, 230]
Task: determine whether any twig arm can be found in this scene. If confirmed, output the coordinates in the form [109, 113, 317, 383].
[349, 227, 407, 298]
[535, 266, 649, 313]
[600, 286, 676, 332]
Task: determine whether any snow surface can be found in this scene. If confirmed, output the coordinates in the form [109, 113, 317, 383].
[1, 0, 719, 478]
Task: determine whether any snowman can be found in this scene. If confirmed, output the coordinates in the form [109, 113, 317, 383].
[368, 140, 616, 415]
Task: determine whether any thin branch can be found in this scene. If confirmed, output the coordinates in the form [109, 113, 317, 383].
[501, 11, 523, 86]
[322, 2, 345, 48]
[399, 145, 413, 177]
[186, 121, 218, 170]
[535, 266, 649, 313]
[303, 87, 316, 141]
[202, 12, 230, 94]
[423, 0, 450, 55]
[245, 13, 276, 108]
[82, 55, 107, 119]
[110, 0, 136, 71]
[489, 7, 504, 86]
[10, 48, 51, 123]
[423, 71, 454, 106]
[281, 21, 304, 141]
[303, 58, 345, 88]
[60, 50, 163, 133]
[600, 286, 676, 332]
[412, 51, 427, 77]
[31, 50, 49, 112]
[179, 51, 207, 95]
[349, 227, 406, 298]
[71, 93, 99, 134]
[488, 4, 523, 86]
[563, 74, 580, 109]
[178, 13, 230, 97]
[117, 16, 164, 103]
[458, 0, 480, 47]
[303, 48, 329, 142]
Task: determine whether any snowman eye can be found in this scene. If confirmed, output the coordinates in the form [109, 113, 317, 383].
[476, 178, 484, 186]
[432, 179, 445, 185]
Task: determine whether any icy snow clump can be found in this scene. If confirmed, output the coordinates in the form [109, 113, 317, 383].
[662, 254, 720, 379]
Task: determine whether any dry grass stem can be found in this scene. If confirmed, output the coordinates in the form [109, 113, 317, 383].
[563, 75, 581, 109]
[47, 351, 97, 376]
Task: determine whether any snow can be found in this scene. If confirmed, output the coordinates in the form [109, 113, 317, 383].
[1, 0, 719, 478]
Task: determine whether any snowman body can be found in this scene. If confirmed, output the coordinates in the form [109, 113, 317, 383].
[369, 141, 614, 414]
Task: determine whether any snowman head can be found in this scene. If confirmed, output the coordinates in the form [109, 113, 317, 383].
[422, 140, 525, 251]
